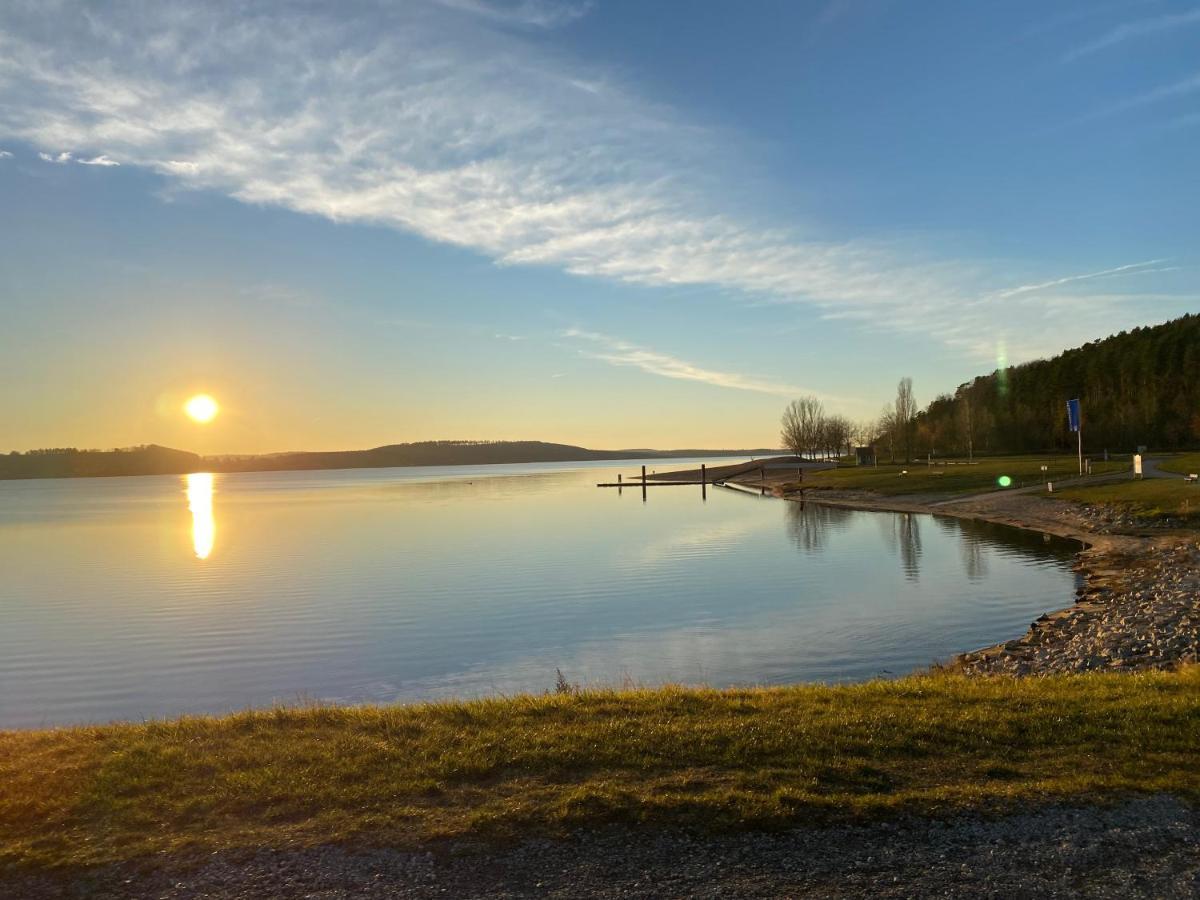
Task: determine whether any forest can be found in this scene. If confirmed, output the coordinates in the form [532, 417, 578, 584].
[782, 314, 1200, 462]
[910, 313, 1200, 457]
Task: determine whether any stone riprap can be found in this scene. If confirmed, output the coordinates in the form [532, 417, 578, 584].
[958, 539, 1200, 676]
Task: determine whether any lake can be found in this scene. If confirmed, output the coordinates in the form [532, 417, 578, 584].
[0, 460, 1081, 728]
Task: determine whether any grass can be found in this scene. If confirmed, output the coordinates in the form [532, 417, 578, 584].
[1051, 478, 1200, 523]
[3, 669, 1200, 873]
[804, 455, 1128, 496]
[1159, 453, 1200, 476]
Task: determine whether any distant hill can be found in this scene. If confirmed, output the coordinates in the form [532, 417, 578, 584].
[0, 445, 203, 480]
[914, 313, 1200, 454]
[0, 440, 778, 480]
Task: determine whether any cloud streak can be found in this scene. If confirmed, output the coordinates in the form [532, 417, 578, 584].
[992, 259, 1172, 299]
[434, 0, 592, 29]
[0, 1, 1186, 369]
[1065, 8, 1200, 62]
[563, 328, 821, 398]
[1084, 71, 1200, 121]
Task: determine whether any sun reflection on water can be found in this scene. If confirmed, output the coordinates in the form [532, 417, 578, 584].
[186, 472, 215, 560]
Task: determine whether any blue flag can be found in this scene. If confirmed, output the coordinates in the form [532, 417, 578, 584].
[1066, 398, 1081, 432]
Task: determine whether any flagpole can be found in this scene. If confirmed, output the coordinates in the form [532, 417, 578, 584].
[1067, 398, 1082, 476]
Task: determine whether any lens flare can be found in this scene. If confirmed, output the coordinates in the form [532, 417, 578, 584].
[184, 394, 219, 423]
[995, 340, 1009, 398]
[997, 475, 1013, 488]
[186, 472, 215, 560]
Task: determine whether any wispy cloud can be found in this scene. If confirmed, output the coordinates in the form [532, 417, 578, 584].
[434, 0, 592, 29]
[992, 259, 1172, 299]
[0, 2, 1187, 369]
[1065, 8, 1200, 62]
[1084, 71, 1200, 121]
[36, 149, 120, 166]
[0, 149, 12, 159]
[563, 328, 820, 398]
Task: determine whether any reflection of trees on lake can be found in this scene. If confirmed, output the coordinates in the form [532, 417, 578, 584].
[785, 501, 854, 554]
[877, 512, 922, 581]
[959, 536, 988, 581]
[931, 516, 988, 581]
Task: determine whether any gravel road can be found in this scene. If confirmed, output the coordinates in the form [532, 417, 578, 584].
[8, 795, 1198, 899]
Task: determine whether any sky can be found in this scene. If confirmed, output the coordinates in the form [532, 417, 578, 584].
[1, 0, 1197, 454]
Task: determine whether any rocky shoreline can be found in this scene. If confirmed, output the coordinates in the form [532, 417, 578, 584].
[958, 537, 1200, 675]
[759, 481, 1200, 677]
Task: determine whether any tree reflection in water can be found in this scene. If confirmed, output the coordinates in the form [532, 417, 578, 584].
[875, 511, 923, 581]
[788, 501, 1077, 585]
[933, 516, 988, 582]
[784, 500, 854, 554]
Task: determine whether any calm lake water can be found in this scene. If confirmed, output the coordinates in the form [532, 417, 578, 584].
[0, 460, 1081, 728]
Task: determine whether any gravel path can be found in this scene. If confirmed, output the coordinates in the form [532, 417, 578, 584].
[8, 796, 1198, 899]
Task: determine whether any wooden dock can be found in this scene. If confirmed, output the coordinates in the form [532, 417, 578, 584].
[597, 462, 775, 501]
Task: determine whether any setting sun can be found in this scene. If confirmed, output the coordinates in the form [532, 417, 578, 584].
[184, 394, 219, 423]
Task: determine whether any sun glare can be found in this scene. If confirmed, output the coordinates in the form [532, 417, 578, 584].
[184, 394, 219, 423]
[186, 472, 215, 560]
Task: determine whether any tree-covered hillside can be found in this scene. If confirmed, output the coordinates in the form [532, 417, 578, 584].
[0, 441, 777, 480]
[914, 314, 1200, 455]
[0, 445, 203, 479]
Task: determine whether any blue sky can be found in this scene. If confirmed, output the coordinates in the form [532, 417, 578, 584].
[1, 0, 1196, 453]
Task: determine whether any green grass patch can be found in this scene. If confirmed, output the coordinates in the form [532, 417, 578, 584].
[1159, 453, 1200, 477]
[805, 455, 1127, 496]
[1051, 478, 1200, 523]
[2, 669, 1199, 872]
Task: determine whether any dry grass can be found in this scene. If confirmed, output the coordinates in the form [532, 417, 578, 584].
[804, 456, 1127, 496]
[1052, 479, 1200, 523]
[3, 669, 1199, 873]
[1159, 453, 1200, 477]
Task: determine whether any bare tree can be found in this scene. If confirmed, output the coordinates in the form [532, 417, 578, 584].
[895, 377, 917, 463]
[780, 396, 825, 459]
[824, 415, 852, 461]
[876, 405, 897, 463]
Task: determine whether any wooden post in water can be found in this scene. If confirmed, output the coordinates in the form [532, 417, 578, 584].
[641, 465, 647, 502]
[617, 472, 622, 495]
[701, 463, 707, 501]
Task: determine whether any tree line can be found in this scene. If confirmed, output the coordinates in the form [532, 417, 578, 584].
[780, 377, 919, 462]
[782, 314, 1200, 461]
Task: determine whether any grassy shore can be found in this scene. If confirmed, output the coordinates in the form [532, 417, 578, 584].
[802, 455, 1128, 496]
[3, 669, 1199, 873]
[1160, 453, 1200, 476]
[1053, 478, 1200, 524]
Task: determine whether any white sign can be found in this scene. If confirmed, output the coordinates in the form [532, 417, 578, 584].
[1134, 454, 1143, 476]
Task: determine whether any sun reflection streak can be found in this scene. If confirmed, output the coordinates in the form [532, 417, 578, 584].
[186, 472, 215, 560]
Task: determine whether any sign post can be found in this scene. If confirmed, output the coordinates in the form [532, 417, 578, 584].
[1067, 399, 1082, 476]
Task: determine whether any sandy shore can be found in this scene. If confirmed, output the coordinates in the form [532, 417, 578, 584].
[729, 472, 1199, 675]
